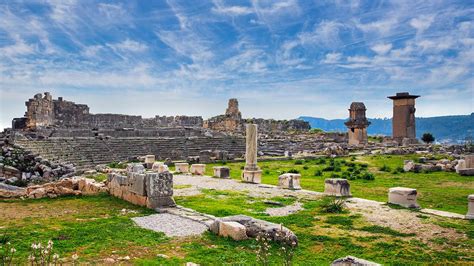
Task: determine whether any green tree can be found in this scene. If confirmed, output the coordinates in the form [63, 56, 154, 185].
[421, 132, 435, 144]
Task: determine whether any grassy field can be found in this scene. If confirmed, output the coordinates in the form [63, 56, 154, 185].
[1, 192, 473, 264]
[203, 155, 473, 214]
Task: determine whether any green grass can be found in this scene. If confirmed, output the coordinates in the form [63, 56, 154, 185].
[175, 189, 474, 264]
[204, 155, 473, 214]
[2, 190, 473, 264]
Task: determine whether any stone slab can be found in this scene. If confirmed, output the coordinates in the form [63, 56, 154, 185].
[388, 187, 419, 208]
[190, 164, 206, 175]
[278, 173, 301, 190]
[324, 178, 351, 197]
[218, 221, 248, 240]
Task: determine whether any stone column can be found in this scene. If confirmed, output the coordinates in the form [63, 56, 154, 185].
[467, 195, 474, 220]
[241, 124, 262, 183]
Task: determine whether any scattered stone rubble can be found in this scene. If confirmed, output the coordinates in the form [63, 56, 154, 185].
[0, 177, 105, 199]
[210, 215, 298, 245]
[0, 141, 75, 186]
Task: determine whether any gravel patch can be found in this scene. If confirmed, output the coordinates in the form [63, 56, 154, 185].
[173, 174, 321, 199]
[265, 202, 304, 216]
[132, 213, 208, 237]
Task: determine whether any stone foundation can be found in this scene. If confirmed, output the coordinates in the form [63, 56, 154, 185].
[174, 163, 189, 173]
[213, 166, 230, 179]
[278, 173, 301, 190]
[324, 178, 351, 197]
[108, 164, 175, 209]
[190, 164, 206, 175]
[388, 187, 419, 208]
[241, 170, 262, 184]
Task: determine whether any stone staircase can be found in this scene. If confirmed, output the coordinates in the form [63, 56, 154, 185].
[15, 137, 246, 171]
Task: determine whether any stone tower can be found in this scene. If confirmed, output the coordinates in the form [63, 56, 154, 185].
[25, 92, 54, 130]
[344, 102, 370, 145]
[388, 92, 420, 143]
[225, 98, 242, 120]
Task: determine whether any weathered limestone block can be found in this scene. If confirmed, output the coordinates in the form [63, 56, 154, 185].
[129, 173, 147, 196]
[145, 155, 155, 168]
[126, 163, 145, 174]
[467, 195, 474, 220]
[331, 256, 381, 266]
[190, 164, 206, 175]
[213, 166, 230, 179]
[218, 221, 248, 240]
[0, 183, 26, 198]
[210, 215, 297, 246]
[78, 178, 106, 195]
[122, 190, 147, 206]
[388, 187, 420, 208]
[241, 170, 262, 184]
[152, 162, 169, 173]
[278, 173, 301, 190]
[403, 160, 415, 172]
[175, 163, 189, 173]
[324, 178, 351, 197]
[145, 172, 175, 208]
[456, 156, 474, 176]
[465, 155, 474, 168]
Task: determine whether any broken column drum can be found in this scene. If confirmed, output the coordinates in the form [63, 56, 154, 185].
[241, 124, 262, 183]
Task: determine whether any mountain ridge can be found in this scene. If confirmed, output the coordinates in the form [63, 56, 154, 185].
[299, 113, 474, 143]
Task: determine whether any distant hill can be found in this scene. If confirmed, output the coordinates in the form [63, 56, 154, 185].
[299, 113, 474, 144]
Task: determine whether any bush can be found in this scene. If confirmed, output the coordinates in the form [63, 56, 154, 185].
[359, 163, 368, 168]
[391, 166, 404, 174]
[330, 173, 340, 178]
[322, 166, 334, 172]
[314, 169, 323, 176]
[294, 160, 304, 165]
[379, 164, 391, 172]
[264, 170, 270, 175]
[288, 169, 300, 174]
[107, 161, 127, 169]
[320, 197, 346, 213]
[362, 172, 375, 180]
[303, 165, 309, 170]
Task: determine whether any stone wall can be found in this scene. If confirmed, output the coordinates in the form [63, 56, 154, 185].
[107, 164, 175, 208]
[13, 92, 203, 130]
[204, 99, 310, 133]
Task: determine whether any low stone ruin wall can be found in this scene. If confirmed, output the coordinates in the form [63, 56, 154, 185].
[107, 164, 175, 209]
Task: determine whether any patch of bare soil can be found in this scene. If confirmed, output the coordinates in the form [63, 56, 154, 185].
[345, 198, 465, 243]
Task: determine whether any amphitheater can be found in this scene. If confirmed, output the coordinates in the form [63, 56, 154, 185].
[6, 92, 338, 171]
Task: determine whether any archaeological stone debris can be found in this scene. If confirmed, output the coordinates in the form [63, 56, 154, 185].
[278, 173, 302, 190]
[388, 187, 420, 209]
[324, 178, 352, 197]
[467, 195, 474, 220]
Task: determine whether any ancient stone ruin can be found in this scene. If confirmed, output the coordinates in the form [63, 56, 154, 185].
[345, 102, 370, 146]
[388, 92, 420, 144]
[241, 124, 262, 184]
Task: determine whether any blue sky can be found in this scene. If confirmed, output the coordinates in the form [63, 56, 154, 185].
[0, 0, 473, 130]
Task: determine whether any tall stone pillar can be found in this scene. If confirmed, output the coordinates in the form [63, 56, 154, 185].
[344, 102, 370, 146]
[388, 92, 420, 144]
[241, 124, 262, 183]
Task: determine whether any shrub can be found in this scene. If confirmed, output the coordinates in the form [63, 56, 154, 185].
[330, 173, 340, 178]
[294, 160, 304, 165]
[288, 169, 300, 174]
[359, 163, 368, 168]
[256, 232, 271, 265]
[107, 161, 127, 169]
[322, 166, 334, 172]
[333, 166, 342, 172]
[320, 197, 346, 213]
[303, 165, 309, 170]
[392, 166, 404, 174]
[314, 169, 323, 176]
[264, 170, 270, 175]
[379, 164, 391, 172]
[362, 172, 375, 180]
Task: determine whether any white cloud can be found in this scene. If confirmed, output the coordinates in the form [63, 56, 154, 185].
[322, 53, 342, 64]
[371, 43, 393, 55]
[0, 36, 35, 57]
[108, 39, 148, 53]
[212, 0, 253, 16]
[410, 14, 435, 33]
